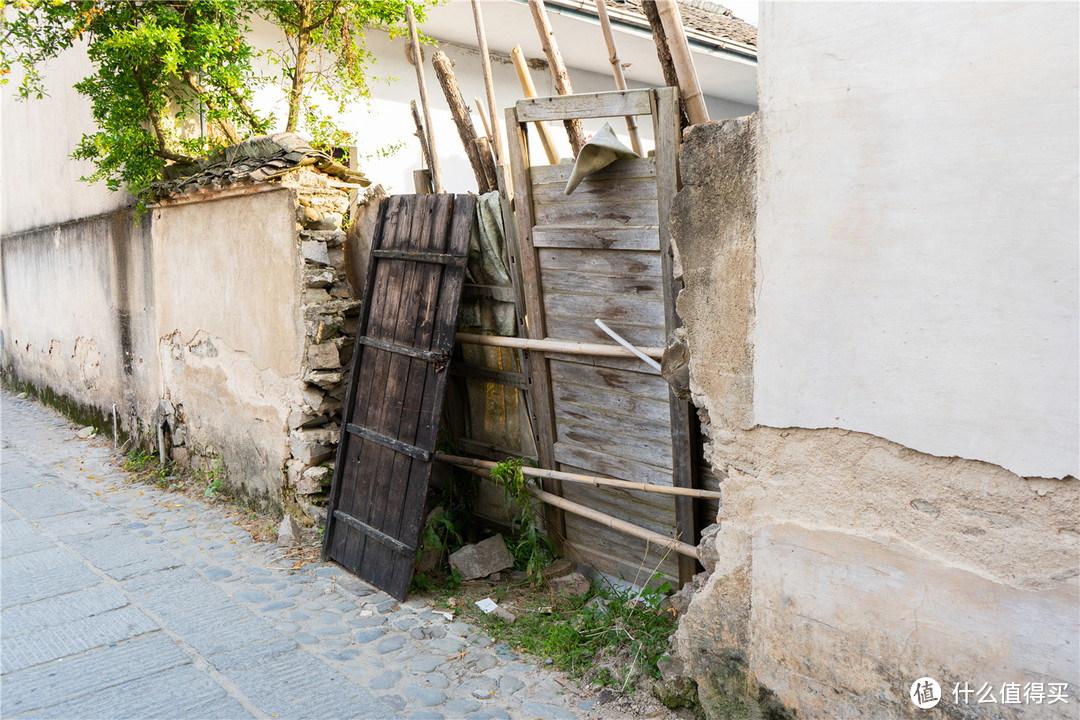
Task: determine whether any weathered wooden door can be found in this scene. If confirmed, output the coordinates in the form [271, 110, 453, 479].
[506, 89, 699, 586]
[323, 194, 474, 599]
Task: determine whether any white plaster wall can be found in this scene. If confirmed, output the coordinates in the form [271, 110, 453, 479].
[247, 17, 754, 195]
[0, 44, 131, 235]
[753, 2, 1079, 479]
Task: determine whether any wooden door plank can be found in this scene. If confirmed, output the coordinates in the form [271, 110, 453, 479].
[538, 248, 663, 276]
[532, 226, 660, 251]
[553, 441, 672, 486]
[529, 158, 655, 185]
[541, 268, 664, 298]
[543, 290, 667, 329]
[533, 197, 659, 227]
[544, 317, 665, 348]
[557, 420, 673, 469]
[532, 176, 658, 205]
[515, 89, 654, 122]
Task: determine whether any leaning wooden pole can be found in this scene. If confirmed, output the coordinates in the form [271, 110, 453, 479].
[436, 453, 723, 500]
[527, 0, 587, 156]
[655, 0, 709, 125]
[470, 0, 506, 165]
[406, 6, 443, 192]
[509, 46, 561, 164]
[595, 0, 643, 155]
[432, 50, 496, 193]
[449, 459, 699, 559]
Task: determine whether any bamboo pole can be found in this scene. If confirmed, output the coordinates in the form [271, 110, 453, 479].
[470, 0, 506, 165]
[594, 0, 642, 156]
[406, 6, 443, 193]
[455, 332, 663, 359]
[436, 453, 723, 501]
[527, 0, 587, 156]
[432, 50, 496, 193]
[510, 45, 560, 165]
[641, 1, 689, 130]
[655, 0, 709, 125]
[448, 458, 699, 559]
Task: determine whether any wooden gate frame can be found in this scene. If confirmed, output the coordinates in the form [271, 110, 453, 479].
[505, 88, 699, 585]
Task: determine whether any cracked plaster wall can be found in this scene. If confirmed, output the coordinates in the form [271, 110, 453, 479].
[670, 112, 1078, 718]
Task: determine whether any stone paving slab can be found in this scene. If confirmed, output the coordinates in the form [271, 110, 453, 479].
[0, 391, 666, 720]
[0, 633, 190, 715]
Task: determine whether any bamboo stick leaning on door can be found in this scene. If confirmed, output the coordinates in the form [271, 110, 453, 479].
[510, 46, 561, 165]
[595, 0, 643, 155]
[527, 0, 587, 156]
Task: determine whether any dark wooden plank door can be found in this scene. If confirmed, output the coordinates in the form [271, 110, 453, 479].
[323, 194, 475, 599]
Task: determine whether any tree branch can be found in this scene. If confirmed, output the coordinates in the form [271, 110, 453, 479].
[182, 69, 241, 144]
[133, 67, 195, 164]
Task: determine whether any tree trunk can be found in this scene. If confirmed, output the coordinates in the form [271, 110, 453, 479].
[527, 0, 586, 157]
[286, 1, 311, 134]
[431, 50, 495, 193]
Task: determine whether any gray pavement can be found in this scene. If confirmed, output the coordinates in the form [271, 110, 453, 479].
[0, 391, 636, 720]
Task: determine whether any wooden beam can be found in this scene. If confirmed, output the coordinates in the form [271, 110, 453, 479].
[470, 0, 507, 165]
[527, 0, 587, 156]
[506, 105, 566, 545]
[510, 45, 561, 165]
[595, 0, 643, 156]
[654, 86, 700, 586]
[410, 101, 435, 184]
[432, 50, 496, 194]
[655, 0, 709, 125]
[406, 6, 443, 192]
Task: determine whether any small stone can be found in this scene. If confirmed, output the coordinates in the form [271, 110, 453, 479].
[444, 699, 481, 715]
[301, 240, 330, 266]
[277, 515, 301, 547]
[303, 369, 343, 390]
[76, 426, 95, 439]
[305, 268, 337, 288]
[312, 212, 343, 231]
[551, 571, 591, 597]
[377, 635, 406, 654]
[297, 466, 329, 495]
[498, 676, 524, 695]
[308, 341, 341, 370]
[406, 685, 447, 707]
[355, 628, 387, 644]
[297, 500, 328, 527]
[288, 409, 329, 430]
[369, 670, 401, 690]
[235, 590, 270, 603]
[470, 654, 498, 672]
[448, 535, 514, 581]
[304, 288, 333, 304]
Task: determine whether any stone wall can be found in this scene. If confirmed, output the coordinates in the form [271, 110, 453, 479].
[1, 169, 372, 520]
[669, 118, 1079, 719]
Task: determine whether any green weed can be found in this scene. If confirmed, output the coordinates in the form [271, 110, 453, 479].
[490, 457, 555, 582]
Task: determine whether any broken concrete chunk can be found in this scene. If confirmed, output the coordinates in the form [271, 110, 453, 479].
[303, 288, 333, 305]
[307, 341, 341, 370]
[277, 515, 302, 547]
[301, 386, 342, 416]
[76, 426, 95, 439]
[297, 466, 329, 495]
[328, 246, 346, 272]
[301, 240, 330, 266]
[304, 268, 337, 288]
[448, 534, 514, 581]
[312, 212, 343, 231]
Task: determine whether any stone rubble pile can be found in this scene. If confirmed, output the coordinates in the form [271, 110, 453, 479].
[281, 168, 363, 526]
